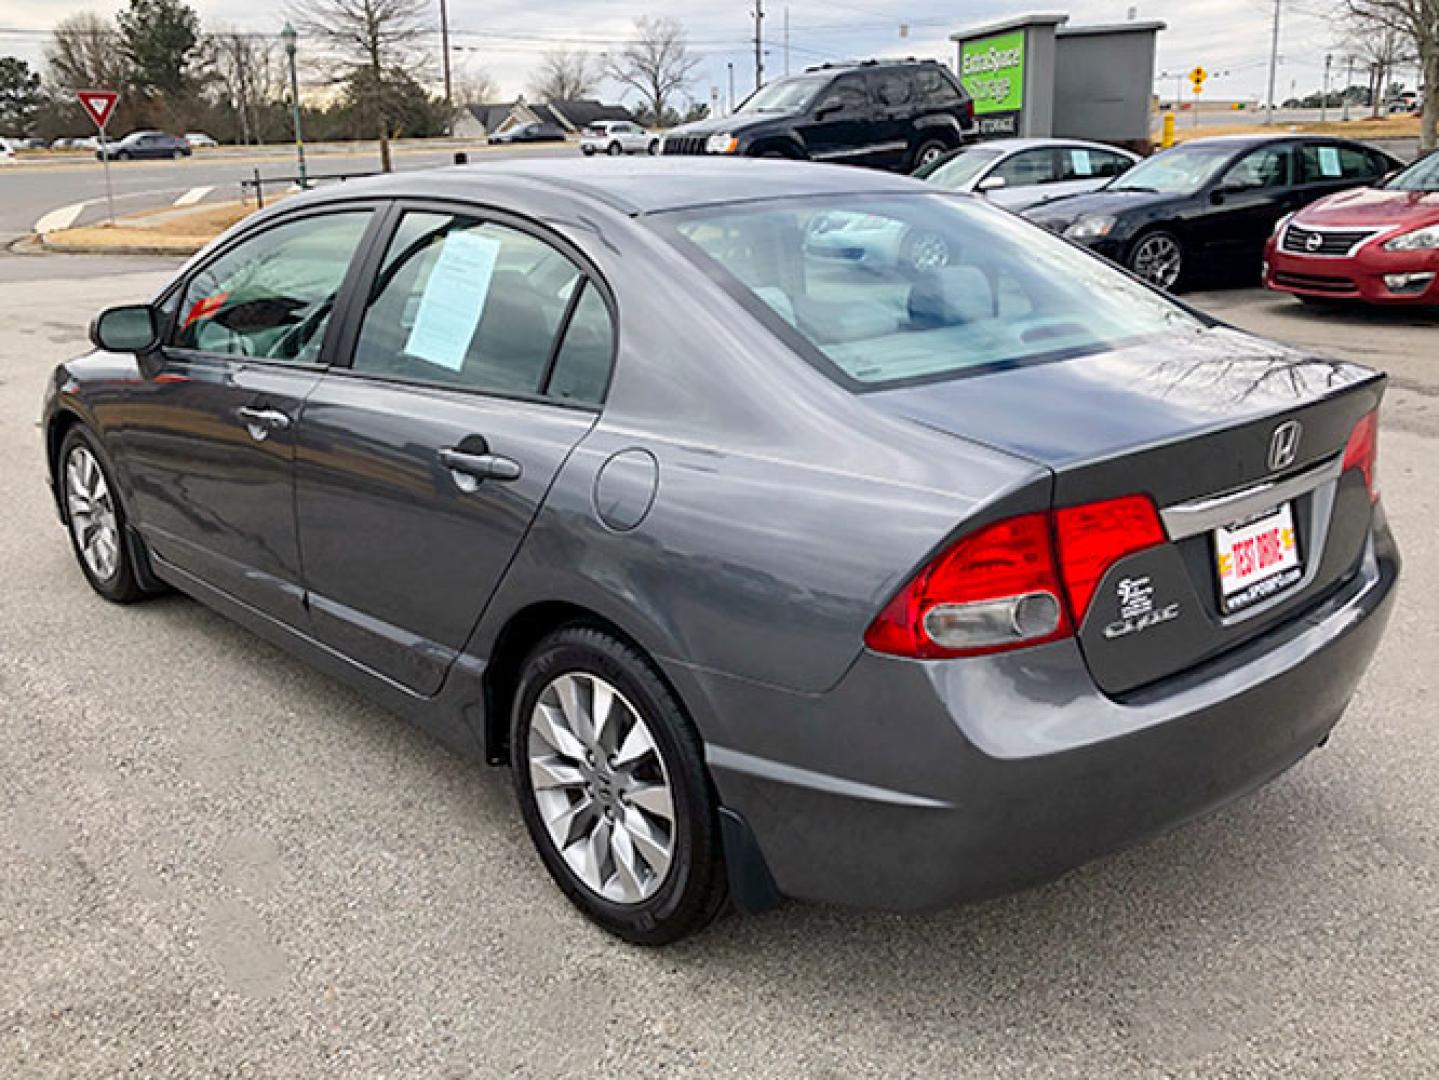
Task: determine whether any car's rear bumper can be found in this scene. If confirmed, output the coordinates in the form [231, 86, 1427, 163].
[675, 513, 1398, 910]
[1264, 240, 1439, 304]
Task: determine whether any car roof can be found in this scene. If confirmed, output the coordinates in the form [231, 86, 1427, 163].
[955, 137, 1137, 155]
[1171, 133, 1370, 150]
[309, 158, 926, 216]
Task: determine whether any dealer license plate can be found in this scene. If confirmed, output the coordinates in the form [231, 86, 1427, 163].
[1214, 503, 1302, 614]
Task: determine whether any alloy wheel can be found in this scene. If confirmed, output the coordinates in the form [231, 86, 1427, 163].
[526, 672, 676, 904]
[918, 143, 945, 167]
[65, 446, 121, 582]
[1130, 233, 1182, 290]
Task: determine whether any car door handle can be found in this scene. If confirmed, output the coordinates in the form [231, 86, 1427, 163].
[236, 406, 291, 439]
[439, 447, 522, 486]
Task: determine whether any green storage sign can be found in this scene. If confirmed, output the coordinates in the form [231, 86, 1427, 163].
[960, 30, 1026, 116]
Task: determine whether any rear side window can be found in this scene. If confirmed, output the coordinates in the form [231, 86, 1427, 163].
[174, 211, 372, 363]
[547, 284, 615, 405]
[1058, 148, 1132, 179]
[914, 66, 963, 107]
[1299, 143, 1378, 182]
[350, 210, 612, 403]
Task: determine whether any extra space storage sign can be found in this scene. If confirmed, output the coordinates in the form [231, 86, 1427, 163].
[960, 30, 1025, 137]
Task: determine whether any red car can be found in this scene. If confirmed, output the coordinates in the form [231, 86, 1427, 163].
[1265, 150, 1439, 305]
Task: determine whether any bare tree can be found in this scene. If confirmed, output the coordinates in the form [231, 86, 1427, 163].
[603, 16, 702, 127]
[453, 64, 498, 106]
[292, 0, 433, 171]
[528, 49, 596, 102]
[211, 31, 280, 144]
[1344, 0, 1439, 149]
[46, 13, 129, 92]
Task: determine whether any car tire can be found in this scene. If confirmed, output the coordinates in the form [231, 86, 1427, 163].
[116, 151, 131, 161]
[1126, 229, 1186, 292]
[607, 141, 623, 156]
[510, 625, 728, 945]
[582, 146, 595, 156]
[58, 425, 147, 604]
[911, 138, 950, 171]
[648, 139, 659, 155]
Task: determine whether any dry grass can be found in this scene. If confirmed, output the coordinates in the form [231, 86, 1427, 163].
[1170, 114, 1425, 144]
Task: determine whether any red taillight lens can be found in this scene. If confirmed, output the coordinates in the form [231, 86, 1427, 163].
[864, 513, 1070, 658]
[1342, 411, 1379, 503]
[1053, 495, 1167, 623]
[865, 495, 1167, 659]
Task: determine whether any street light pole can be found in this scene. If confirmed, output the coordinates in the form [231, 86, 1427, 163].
[439, 0, 453, 128]
[1321, 53, 1332, 123]
[1264, 0, 1281, 124]
[281, 23, 309, 190]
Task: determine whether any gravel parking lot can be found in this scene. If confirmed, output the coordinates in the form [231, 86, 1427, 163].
[2, 264, 1436, 1077]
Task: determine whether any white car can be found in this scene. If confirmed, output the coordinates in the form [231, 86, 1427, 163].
[915, 138, 1141, 212]
[185, 133, 218, 149]
[580, 121, 659, 157]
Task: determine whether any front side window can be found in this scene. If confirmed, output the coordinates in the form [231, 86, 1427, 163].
[174, 211, 372, 363]
[992, 149, 1058, 187]
[816, 76, 868, 115]
[1222, 147, 1290, 189]
[350, 210, 607, 400]
[656, 194, 1203, 389]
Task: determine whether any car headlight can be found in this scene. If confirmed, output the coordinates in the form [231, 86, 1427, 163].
[1383, 224, 1439, 252]
[705, 134, 739, 155]
[1063, 214, 1117, 241]
[1272, 211, 1295, 237]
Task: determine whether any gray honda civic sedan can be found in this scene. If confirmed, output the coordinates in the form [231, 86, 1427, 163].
[42, 159, 1398, 943]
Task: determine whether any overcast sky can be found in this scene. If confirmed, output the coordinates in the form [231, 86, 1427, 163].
[0, 0, 1413, 110]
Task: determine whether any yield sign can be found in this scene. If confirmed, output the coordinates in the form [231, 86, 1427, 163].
[77, 90, 120, 131]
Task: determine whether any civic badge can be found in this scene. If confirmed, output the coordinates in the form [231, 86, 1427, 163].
[1268, 420, 1302, 472]
[1103, 575, 1180, 640]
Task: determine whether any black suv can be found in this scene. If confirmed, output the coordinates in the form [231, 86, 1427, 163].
[662, 59, 975, 171]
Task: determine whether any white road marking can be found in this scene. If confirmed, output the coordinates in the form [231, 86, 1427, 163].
[34, 202, 88, 235]
[174, 186, 214, 207]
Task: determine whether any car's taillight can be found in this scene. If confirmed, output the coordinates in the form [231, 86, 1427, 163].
[1053, 494, 1167, 622]
[865, 495, 1167, 659]
[1342, 410, 1379, 503]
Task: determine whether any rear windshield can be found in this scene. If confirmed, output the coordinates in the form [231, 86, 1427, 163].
[650, 194, 1205, 390]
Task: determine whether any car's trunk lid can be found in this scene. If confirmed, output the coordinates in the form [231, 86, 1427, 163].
[868, 328, 1385, 693]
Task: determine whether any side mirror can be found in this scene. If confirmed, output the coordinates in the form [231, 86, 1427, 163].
[976, 175, 1008, 193]
[1376, 169, 1398, 187]
[813, 99, 843, 120]
[90, 304, 160, 354]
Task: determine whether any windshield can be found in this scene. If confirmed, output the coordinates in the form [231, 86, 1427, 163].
[652, 194, 1206, 389]
[1386, 151, 1439, 192]
[919, 149, 1002, 189]
[737, 75, 829, 114]
[1109, 144, 1235, 195]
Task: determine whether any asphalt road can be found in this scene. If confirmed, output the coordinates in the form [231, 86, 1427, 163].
[1, 257, 1436, 1077]
[0, 142, 572, 246]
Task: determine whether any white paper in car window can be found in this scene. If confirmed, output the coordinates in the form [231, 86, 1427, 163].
[404, 230, 501, 371]
[1317, 146, 1341, 178]
[1071, 149, 1093, 176]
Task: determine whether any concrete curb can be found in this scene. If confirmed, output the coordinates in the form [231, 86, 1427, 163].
[37, 233, 207, 257]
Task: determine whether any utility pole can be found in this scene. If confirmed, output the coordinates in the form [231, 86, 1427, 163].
[439, 0, 453, 129]
[281, 22, 308, 190]
[784, 6, 790, 77]
[753, 0, 765, 92]
[1264, 0, 1281, 124]
[728, 61, 735, 113]
[1321, 53, 1332, 123]
[1343, 55, 1354, 121]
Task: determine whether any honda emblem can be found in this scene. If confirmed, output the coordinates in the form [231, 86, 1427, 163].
[1268, 420, 1302, 472]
